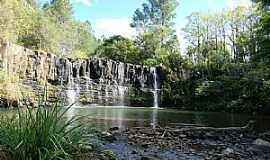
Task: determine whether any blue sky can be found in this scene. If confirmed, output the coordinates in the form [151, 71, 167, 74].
[39, 0, 252, 49]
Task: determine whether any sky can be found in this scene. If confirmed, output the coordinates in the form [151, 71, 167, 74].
[39, 0, 252, 50]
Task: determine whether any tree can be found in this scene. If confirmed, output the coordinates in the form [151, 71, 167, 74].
[183, 12, 203, 63]
[183, 7, 257, 64]
[0, 0, 36, 42]
[43, 0, 73, 24]
[251, 0, 270, 79]
[68, 21, 99, 58]
[95, 35, 142, 64]
[131, 0, 180, 58]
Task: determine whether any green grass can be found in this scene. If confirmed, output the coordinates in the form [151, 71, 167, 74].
[0, 98, 83, 160]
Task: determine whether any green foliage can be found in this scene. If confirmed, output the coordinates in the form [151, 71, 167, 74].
[131, 0, 180, 61]
[0, 0, 35, 42]
[0, 0, 98, 58]
[250, 0, 270, 79]
[0, 101, 82, 160]
[43, 0, 73, 23]
[96, 35, 142, 64]
[0, 69, 33, 107]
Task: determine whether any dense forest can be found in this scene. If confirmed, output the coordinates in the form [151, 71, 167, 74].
[0, 0, 270, 113]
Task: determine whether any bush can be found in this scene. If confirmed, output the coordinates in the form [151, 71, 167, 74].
[0, 100, 82, 160]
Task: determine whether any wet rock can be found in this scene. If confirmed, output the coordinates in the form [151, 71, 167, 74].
[109, 127, 119, 132]
[141, 156, 160, 160]
[253, 138, 270, 147]
[141, 143, 151, 148]
[247, 145, 270, 160]
[101, 132, 117, 142]
[179, 134, 187, 138]
[260, 131, 270, 142]
[222, 148, 234, 155]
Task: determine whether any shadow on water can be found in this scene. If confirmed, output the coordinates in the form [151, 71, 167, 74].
[61, 105, 270, 133]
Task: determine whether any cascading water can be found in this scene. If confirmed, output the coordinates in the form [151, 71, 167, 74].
[60, 58, 161, 107]
[65, 61, 80, 129]
[151, 67, 159, 108]
[66, 61, 77, 105]
[118, 62, 125, 84]
[118, 85, 127, 106]
[116, 62, 127, 106]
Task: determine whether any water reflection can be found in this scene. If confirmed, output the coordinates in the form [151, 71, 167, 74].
[151, 108, 158, 129]
[67, 106, 270, 132]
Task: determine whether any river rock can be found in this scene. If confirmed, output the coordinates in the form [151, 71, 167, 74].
[248, 138, 270, 158]
[260, 131, 270, 142]
[109, 127, 119, 132]
[253, 138, 270, 147]
[141, 156, 161, 160]
[101, 132, 117, 142]
[222, 148, 234, 155]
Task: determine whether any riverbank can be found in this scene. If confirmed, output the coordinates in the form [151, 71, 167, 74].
[100, 122, 270, 160]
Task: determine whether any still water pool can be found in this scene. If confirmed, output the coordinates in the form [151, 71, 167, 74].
[63, 105, 270, 132]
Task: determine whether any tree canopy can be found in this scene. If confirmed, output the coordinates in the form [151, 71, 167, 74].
[0, 0, 98, 57]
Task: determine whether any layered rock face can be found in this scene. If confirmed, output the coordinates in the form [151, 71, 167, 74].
[0, 42, 162, 107]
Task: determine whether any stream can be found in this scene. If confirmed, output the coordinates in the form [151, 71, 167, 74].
[61, 105, 270, 132]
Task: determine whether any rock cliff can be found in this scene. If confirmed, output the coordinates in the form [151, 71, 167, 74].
[0, 42, 162, 107]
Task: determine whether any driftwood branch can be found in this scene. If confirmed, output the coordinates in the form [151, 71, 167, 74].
[165, 120, 255, 133]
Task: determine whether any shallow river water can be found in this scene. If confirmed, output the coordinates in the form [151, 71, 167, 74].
[1, 105, 270, 132]
[62, 105, 270, 132]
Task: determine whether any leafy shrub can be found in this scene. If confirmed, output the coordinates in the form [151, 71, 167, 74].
[0, 101, 82, 160]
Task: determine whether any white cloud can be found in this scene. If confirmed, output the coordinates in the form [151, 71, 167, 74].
[94, 18, 137, 38]
[226, 0, 252, 9]
[74, 0, 92, 6]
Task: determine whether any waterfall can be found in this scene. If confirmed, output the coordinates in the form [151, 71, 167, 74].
[151, 67, 159, 108]
[65, 61, 79, 129]
[118, 85, 127, 106]
[66, 61, 80, 106]
[58, 58, 161, 107]
[66, 61, 76, 105]
[115, 62, 127, 106]
[118, 62, 125, 85]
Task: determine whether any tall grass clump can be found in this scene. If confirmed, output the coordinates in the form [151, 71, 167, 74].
[0, 98, 82, 160]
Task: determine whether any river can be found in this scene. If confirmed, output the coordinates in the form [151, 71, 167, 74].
[61, 105, 270, 133]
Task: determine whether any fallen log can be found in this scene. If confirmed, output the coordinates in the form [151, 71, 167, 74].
[166, 120, 255, 133]
[170, 123, 205, 127]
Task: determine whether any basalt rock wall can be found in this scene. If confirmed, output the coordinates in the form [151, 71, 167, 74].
[0, 42, 163, 107]
[0, 42, 162, 89]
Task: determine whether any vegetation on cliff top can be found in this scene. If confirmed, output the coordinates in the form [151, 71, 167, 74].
[0, 0, 98, 57]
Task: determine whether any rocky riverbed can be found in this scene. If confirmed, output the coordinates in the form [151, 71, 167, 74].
[98, 122, 270, 160]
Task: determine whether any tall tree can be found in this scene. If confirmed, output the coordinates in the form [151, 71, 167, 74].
[43, 0, 73, 24]
[183, 6, 257, 64]
[251, 0, 270, 79]
[131, 0, 180, 58]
